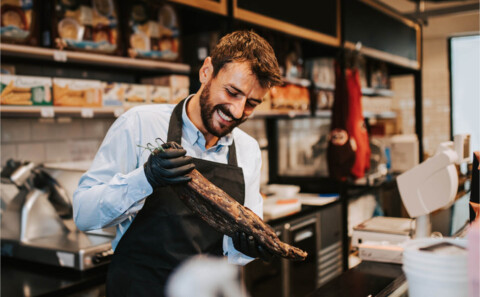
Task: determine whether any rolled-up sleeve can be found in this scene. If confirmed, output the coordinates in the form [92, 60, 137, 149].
[73, 114, 153, 231]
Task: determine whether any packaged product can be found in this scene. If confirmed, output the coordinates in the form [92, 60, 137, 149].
[149, 85, 171, 104]
[126, 1, 180, 61]
[52, 0, 121, 54]
[102, 82, 124, 106]
[141, 74, 189, 103]
[305, 57, 335, 89]
[0, 0, 40, 45]
[53, 78, 102, 107]
[122, 83, 150, 108]
[269, 83, 310, 111]
[0, 75, 52, 106]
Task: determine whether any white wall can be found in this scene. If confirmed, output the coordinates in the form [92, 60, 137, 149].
[422, 11, 479, 156]
[1, 118, 115, 166]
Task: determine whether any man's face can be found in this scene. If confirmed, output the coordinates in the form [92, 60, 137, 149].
[199, 62, 269, 138]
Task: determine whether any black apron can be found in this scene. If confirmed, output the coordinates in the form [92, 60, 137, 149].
[106, 99, 245, 297]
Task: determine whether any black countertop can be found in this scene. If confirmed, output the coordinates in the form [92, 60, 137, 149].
[1, 257, 108, 297]
[306, 261, 406, 297]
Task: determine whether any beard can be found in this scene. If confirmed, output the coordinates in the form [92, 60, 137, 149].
[199, 80, 249, 138]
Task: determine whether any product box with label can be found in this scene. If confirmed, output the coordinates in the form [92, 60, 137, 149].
[149, 85, 170, 104]
[141, 75, 189, 104]
[122, 84, 150, 108]
[0, 75, 52, 106]
[102, 82, 124, 106]
[53, 78, 102, 107]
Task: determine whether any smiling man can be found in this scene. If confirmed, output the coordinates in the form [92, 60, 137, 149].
[73, 30, 282, 297]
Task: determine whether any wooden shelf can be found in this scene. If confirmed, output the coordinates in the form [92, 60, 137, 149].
[169, 0, 228, 16]
[312, 85, 394, 97]
[0, 105, 396, 120]
[344, 41, 420, 70]
[362, 88, 394, 97]
[252, 110, 311, 118]
[252, 109, 396, 119]
[313, 109, 396, 119]
[0, 44, 190, 74]
[314, 83, 335, 91]
[0, 105, 125, 119]
[283, 77, 311, 87]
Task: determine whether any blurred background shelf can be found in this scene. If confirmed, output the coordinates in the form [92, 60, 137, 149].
[0, 106, 397, 120]
[0, 105, 125, 119]
[362, 87, 394, 97]
[0, 44, 191, 74]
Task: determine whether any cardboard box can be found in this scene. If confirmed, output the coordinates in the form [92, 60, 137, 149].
[0, 75, 52, 106]
[141, 75, 189, 104]
[171, 87, 189, 104]
[122, 84, 150, 107]
[53, 78, 102, 107]
[149, 85, 171, 104]
[102, 82, 125, 106]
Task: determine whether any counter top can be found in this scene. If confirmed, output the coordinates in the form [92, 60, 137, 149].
[266, 200, 340, 226]
[1, 257, 108, 297]
[306, 261, 406, 297]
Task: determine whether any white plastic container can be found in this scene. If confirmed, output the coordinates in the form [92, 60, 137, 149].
[402, 238, 469, 297]
[403, 265, 468, 297]
[468, 220, 480, 297]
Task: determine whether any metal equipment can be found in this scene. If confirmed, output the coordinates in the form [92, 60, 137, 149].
[1, 159, 113, 270]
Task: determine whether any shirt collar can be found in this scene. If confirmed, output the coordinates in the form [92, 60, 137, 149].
[181, 96, 233, 150]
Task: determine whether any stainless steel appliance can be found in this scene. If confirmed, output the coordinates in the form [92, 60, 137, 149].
[1, 160, 114, 271]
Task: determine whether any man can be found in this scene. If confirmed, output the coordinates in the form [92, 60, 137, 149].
[73, 30, 282, 296]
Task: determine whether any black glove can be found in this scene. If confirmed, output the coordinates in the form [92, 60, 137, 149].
[144, 141, 195, 189]
[232, 231, 274, 262]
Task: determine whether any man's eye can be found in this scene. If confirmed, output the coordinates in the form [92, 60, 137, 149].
[247, 100, 258, 107]
[226, 89, 238, 96]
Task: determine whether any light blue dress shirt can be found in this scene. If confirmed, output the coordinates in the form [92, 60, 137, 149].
[73, 97, 263, 265]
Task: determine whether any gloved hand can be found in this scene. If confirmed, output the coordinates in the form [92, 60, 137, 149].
[144, 141, 195, 189]
[232, 231, 274, 262]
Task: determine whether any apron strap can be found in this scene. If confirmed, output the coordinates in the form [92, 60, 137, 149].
[167, 98, 238, 167]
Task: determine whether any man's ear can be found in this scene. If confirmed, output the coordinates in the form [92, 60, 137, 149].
[199, 57, 213, 84]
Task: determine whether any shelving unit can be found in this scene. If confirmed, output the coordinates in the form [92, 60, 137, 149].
[0, 105, 396, 121]
[0, 105, 125, 119]
[361, 87, 394, 97]
[0, 44, 191, 74]
[253, 110, 311, 119]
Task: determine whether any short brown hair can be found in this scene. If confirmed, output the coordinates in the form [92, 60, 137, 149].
[210, 30, 282, 89]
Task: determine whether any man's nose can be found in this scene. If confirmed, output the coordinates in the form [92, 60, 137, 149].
[230, 98, 246, 119]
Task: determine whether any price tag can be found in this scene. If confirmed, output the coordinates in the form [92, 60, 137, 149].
[40, 107, 55, 118]
[53, 50, 68, 62]
[81, 108, 94, 118]
[113, 108, 124, 117]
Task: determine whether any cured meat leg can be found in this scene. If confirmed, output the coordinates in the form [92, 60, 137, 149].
[172, 168, 308, 261]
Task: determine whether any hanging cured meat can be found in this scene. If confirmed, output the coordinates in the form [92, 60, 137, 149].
[346, 68, 371, 178]
[327, 62, 356, 181]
